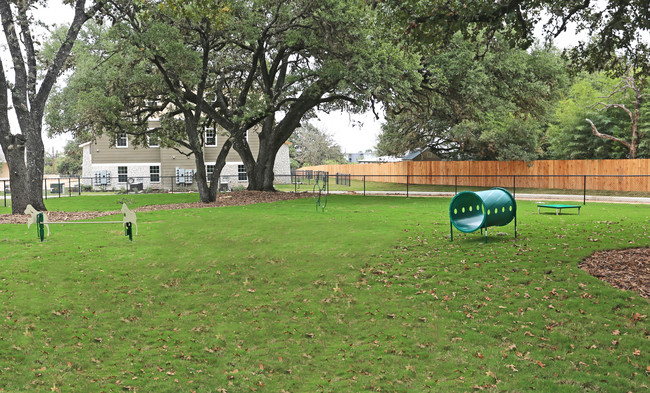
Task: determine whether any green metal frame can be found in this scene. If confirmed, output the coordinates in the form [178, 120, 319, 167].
[449, 187, 517, 243]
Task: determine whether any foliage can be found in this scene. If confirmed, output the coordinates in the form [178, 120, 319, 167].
[49, 0, 420, 194]
[377, 32, 568, 161]
[56, 140, 84, 175]
[0, 195, 648, 391]
[215, 0, 421, 189]
[289, 124, 345, 169]
[46, 6, 234, 203]
[377, 0, 650, 78]
[547, 72, 649, 159]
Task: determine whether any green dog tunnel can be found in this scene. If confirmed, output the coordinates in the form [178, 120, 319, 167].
[449, 187, 517, 242]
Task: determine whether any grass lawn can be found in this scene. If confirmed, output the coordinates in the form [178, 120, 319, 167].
[0, 194, 648, 392]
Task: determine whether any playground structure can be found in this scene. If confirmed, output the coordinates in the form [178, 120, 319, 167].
[449, 187, 517, 243]
[25, 203, 138, 242]
[308, 171, 328, 212]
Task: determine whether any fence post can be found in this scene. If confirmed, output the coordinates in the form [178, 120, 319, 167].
[44, 179, 47, 199]
[78, 175, 81, 195]
[583, 175, 587, 205]
[363, 175, 366, 196]
[513, 175, 516, 199]
[3, 180, 5, 207]
[327, 173, 330, 197]
[406, 174, 409, 198]
[68, 177, 71, 197]
[58, 177, 62, 197]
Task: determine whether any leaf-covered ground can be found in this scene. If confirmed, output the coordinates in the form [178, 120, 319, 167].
[0, 191, 310, 224]
[5, 191, 646, 301]
[580, 247, 649, 299]
[0, 194, 647, 392]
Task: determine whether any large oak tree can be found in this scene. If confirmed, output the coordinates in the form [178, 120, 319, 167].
[0, 0, 103, 213]
[50, 0, 422, 193]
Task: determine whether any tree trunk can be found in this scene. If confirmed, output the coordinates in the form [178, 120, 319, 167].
[2, 135, 30, 214]
[25, 124, 46, 211]
[247, 136, 280, 191]
[207, 138, 234, 200]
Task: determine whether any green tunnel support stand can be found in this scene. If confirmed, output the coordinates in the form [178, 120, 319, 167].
[37, 212, 45, 242]
[125, 222, 133, 242]
[449, 187, 517, 243]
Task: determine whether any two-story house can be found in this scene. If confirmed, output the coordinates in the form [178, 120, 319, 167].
[81, 124, 290, 191]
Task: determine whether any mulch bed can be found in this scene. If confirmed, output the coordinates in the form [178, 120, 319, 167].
[0, 191, 310, 225]
[3, 191, 648, 299]
[579, 247, 650, 299]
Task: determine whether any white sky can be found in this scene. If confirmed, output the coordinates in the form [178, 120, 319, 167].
[13, 2, 590, 155]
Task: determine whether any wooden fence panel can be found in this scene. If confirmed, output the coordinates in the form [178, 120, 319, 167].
[302, 159, 650, 192]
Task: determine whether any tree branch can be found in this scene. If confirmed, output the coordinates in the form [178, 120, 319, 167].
[585, 118, 631, 149]
[15, 1, 36, 100]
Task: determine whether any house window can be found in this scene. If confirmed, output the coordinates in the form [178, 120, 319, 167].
[150, 166, 160, 182]
[206, 164, 215, 179]
[238, 164, 247, 181]
[205, 128, 217, 146]
[118, 166, 128, 183]
[116, 133, 128, 148]
[147, 133, 159, 148]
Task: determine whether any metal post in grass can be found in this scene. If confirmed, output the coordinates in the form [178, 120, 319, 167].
[406, 174, 409, 198]
[37, 212, 45, 242]
[454, 176, 458, 195]
[583, 175, 587, 205]
[44, 179, 47, 199]
[513, 175, 516, 199]
[363, 175, 366, 196]
[78, 176, 81, 195]
[3, 180, 6, 207]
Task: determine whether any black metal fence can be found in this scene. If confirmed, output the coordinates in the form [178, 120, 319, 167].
[1, 173, 648, 207]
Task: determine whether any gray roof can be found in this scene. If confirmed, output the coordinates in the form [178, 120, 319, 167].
[402, 147, 430, 160]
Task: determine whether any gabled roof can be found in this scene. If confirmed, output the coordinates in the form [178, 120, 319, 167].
[402, 147, 430, 161]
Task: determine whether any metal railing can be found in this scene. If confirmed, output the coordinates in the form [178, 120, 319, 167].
[1, 173, 648, 207]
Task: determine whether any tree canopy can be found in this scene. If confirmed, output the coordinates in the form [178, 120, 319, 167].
[289, 124, 346, 169]
[49, 0, 422, 193]
[377, 31, 568, 161]
[547, 72, 649, 159]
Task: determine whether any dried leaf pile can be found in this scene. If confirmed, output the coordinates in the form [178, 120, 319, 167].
[0, 191, 309, 225]
[580, 247, 650, 299]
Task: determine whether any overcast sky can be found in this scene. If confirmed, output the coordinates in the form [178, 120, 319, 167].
[20, 2, 588, 155]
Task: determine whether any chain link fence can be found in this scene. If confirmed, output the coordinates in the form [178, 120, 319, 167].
[1, 172, 648, 207]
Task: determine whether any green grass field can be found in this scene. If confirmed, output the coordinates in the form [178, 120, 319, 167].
[1, 194, 648, 392]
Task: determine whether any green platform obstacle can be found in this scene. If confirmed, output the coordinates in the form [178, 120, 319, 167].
[449, 187, 517, 243]
[25, 203, 137, 242]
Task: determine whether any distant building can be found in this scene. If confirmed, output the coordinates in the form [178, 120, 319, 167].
[344, 152, 364, 163]
[358, 152, 402, 164]
[80, 120, 290, 191]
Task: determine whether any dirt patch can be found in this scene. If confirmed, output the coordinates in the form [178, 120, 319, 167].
[0, 191, 310, 225]
[579, 247, 650, 299]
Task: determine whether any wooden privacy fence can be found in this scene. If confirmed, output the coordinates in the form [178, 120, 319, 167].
[301, 159, 650, 192]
